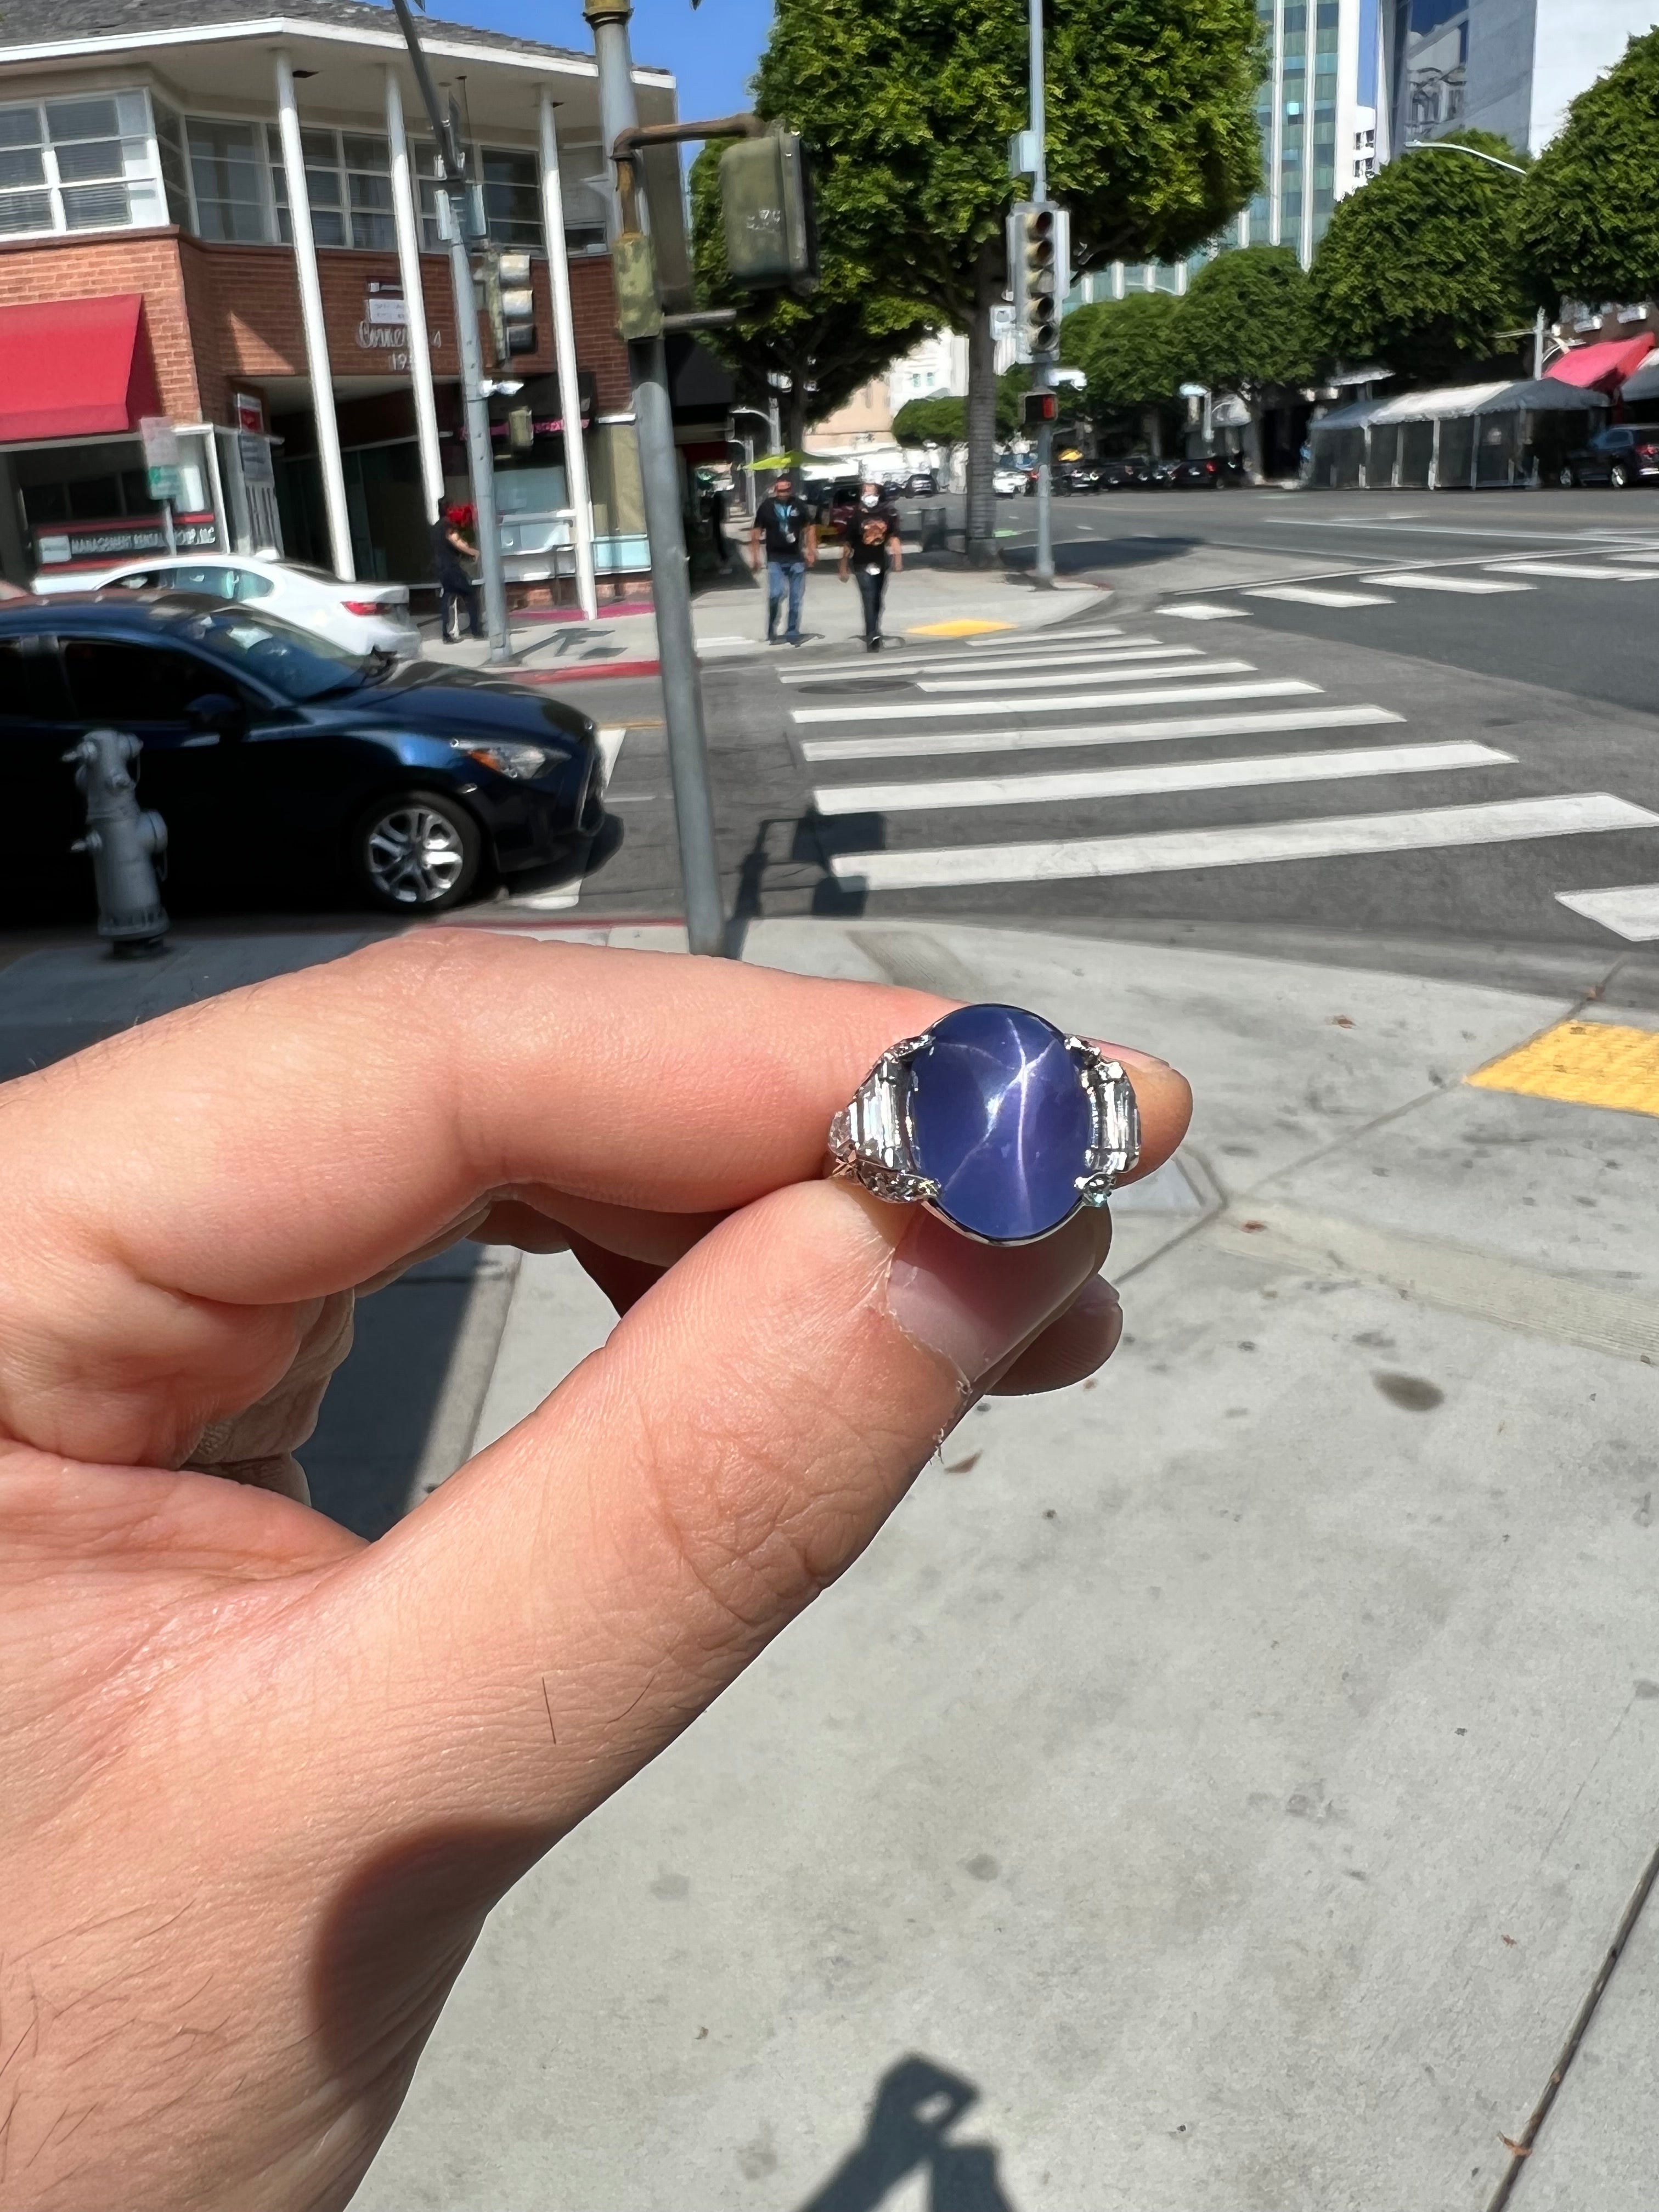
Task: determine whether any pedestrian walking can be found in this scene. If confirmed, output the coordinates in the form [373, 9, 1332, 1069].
[699, 470, 737, 577]
[839, 475, 904, 652]
[433, 502, 482, 642]
[749, 469, 816, 645]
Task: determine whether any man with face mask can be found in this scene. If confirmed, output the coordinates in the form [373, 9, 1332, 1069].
[749, 469, 817, 646]
[838, 475, 904, 652]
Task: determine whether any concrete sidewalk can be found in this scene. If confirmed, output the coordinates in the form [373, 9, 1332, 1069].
[419, 549, 1102, 682]
[3, 918, 1657, 2208]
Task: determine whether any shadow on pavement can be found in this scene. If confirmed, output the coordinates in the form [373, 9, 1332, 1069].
[795, 2055, 1018, 2212]
[1001, 533, 1198, 576]
[726, 811, 877, 952]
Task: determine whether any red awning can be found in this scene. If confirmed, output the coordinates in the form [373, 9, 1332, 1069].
[1545, 334, 1655, 392]
[0, 294, 165, 443]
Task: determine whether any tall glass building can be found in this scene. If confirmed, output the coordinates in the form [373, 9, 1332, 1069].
[1071, 0, 1368, 304]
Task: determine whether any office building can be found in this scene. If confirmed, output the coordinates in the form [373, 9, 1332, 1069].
[1384, 0, 1656, 161]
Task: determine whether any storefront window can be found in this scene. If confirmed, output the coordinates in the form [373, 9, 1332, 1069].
[268, 127, 395, 250]
[0, 91, 163, 238]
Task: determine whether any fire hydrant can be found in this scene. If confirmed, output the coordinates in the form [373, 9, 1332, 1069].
[64, 728, 169, 958]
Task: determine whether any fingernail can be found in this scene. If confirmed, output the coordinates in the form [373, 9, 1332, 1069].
[886, 1209, 1111, 1389]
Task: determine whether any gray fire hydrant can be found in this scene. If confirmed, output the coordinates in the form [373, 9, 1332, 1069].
[64, 728, 169, 958]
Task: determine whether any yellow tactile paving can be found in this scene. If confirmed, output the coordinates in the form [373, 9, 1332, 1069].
[906, 618, 1014, 637]
[1468, 1019, 1659, 1120]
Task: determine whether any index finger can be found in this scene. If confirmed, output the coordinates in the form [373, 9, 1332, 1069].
[0, 934, 1189, 1462]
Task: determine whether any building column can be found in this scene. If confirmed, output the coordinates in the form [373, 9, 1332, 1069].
[385, 69, 445, 526]
[538, 91, 598, 621]
[275, 49, 354, 580]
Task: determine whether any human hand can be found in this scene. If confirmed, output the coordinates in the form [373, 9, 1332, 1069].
[0, 936, 1190, 2212]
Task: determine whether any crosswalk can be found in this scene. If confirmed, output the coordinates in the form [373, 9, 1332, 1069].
[1163, 545, 1659, 618]
[789, 623, 1659, 906]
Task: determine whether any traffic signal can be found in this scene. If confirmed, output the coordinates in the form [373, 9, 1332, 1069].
[484, 247, 537, 363]
[1008, 201, 1069, 362]
[719, 128, 819, 293]
[1022, 388, 1058, 430]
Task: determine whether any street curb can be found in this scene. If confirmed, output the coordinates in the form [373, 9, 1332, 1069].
[517, 659, 661, 682]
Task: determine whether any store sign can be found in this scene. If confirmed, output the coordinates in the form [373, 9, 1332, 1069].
[367, 283, 407, 325]
[358, 281, 442, 370]
[235, 392, 266, 435]
[238, 430, 275, 488]
[35, 513, 219, 567]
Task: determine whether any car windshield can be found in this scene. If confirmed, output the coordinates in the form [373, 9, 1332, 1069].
[166, 605, 370, 701]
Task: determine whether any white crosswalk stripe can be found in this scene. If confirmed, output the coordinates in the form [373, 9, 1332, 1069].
[778, 641, 1194, 685]
[1555, 883, 1659, 940]
[1245, 584, 1392, 608]
[1486, 561, 1659, 582]
[802, 703, 1404, 764]
[811, 739, 1512, 817]
[828, 795, 1659, 893]
[1159, 602, 1249, 619]
[1359, 571, 1532, 594]
[917, 656, 1256, 695]
[791, 676, 1314, 724]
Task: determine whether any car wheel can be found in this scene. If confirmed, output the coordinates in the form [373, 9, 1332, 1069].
[1558, 465, 1576, 488]
[1611, 461, 1630, 489]
[353, 790, 482, 914]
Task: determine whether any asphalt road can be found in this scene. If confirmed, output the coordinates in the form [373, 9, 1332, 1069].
[550, 488, 1659, 993]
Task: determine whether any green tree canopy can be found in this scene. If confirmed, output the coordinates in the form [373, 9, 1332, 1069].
[687, 143, 935, 454]
[754, 0, 1263, 555]
[1178, 245, 1315, 473]
[1060, 291, 1184, 410]
[893, 393, 968, 447]
[1308, 129, 1529, 386]
[1513, 29, 1659, 307]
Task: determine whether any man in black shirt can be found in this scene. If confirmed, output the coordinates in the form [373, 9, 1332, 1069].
[748, 470, 817, 645]
[838, 476, 904, 651]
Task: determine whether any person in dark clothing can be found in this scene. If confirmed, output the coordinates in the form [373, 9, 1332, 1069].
[433, 503, 482, 641]
[701, 474, 736, 576]
[838, 476, 903, 651]
[748, 470, 817, 645]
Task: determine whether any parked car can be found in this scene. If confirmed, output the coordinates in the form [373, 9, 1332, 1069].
[1558, 425, 1659, 488]
[901, 467, 939, 495]
[32, 552, 422, 659]
[818, 478, 863, 535]
[992, 465, 1027, 497]
[0, 594, 605, 917]
[1054, 461, 1104, 495]
[1167, 455, 1226, 489]
[1096, 455, 1155, 489]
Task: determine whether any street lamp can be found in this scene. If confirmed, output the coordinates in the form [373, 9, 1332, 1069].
[1400, 138, 1547, 376]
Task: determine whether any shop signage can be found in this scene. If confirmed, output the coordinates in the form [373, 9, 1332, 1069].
[235, 392, 266, 435]
[35, 514, 219, 567]
[238, 430, 275, 488]
[358, 281, 442, 370]
[139, 414, 180, 502]
[367, 282, 407, 325]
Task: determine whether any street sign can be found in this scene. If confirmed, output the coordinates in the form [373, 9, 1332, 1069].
[238, 430, 275, 488]
[235, 392, 266, 435]
[139, 415, 178, 469]
[145, 465, 181, 501]
[991, 302, 1016, 340]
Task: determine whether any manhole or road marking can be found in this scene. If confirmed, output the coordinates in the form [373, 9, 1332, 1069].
[907, 618, 1014, 637]
[1468, 1019, 1659, 1120]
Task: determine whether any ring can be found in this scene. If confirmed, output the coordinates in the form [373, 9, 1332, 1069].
[828, 1003, 1141, 1245]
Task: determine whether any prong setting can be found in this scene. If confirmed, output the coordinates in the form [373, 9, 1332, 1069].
[1066, 1036, 1142, 1205]
[828, 1035, 942, 1205]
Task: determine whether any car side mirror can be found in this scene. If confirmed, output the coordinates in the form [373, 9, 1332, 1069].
[186, 691, 247, 738]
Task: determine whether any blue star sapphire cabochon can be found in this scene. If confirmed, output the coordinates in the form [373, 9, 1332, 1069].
[828, 1003, 1141, 1245]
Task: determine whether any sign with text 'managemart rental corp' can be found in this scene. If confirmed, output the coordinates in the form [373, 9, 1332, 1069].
[35, 516, 219, 567]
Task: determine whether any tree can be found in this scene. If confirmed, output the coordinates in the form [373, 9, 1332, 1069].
[893, 393, 968, 450]
[996, 362, 1033, 438]
[1060, 290, 1183, 453]
[1513, 29, 1659, 308]
[687, 144, 935, 454]
[1309, 129, 1529, 387]
[1177, 246, 1315, 475]
[754, 0, 1263, 561]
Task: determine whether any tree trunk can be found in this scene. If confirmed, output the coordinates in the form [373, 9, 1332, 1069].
[965, 239, 1001, 566]
[1142, 405, 1163, 460]
[785, 378, 808, 457]
[1243, 392, 1264, 482]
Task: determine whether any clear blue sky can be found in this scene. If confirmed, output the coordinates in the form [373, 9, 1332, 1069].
[432, 0, 776, 120]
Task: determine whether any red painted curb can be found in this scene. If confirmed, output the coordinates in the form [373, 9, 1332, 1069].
[518, 659, 661, 683]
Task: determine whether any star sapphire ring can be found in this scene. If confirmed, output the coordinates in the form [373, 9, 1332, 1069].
[827, 1003, 1141, 1245]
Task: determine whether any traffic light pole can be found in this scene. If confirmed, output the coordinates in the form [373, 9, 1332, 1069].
[1028, 0, 1055, 589]
[586, 0, 726, 958]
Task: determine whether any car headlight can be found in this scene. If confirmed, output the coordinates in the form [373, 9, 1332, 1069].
[449, 737, 553, 780]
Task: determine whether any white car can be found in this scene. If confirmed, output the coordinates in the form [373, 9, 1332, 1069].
[993, 466, 1028, 496]
[32, 552, 422, 659]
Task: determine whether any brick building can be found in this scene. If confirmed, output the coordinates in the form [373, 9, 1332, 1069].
[0, 0, 724, 596]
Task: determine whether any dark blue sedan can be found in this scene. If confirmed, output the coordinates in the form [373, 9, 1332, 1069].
[0, 593, 607, 915]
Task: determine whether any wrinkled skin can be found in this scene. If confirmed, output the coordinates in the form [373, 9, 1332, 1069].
[0, 934, 1190, 2211]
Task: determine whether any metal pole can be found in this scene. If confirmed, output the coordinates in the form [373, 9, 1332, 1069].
[585, 0, 726, 957]
[275, 49, 354, 581]
[1534, 306, 1545, 381]
[385, 68, 446, 526]
[1029, 0, 1054, 589]
[388, 0, 510, 660]
[539, 91, 600, 622]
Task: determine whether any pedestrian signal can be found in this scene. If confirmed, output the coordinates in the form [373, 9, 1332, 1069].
[720, 129, 819, 293]
[1022, 388, 1058, 429]
[484, 247, 537, 363]
[1007, 201, 1069, 363]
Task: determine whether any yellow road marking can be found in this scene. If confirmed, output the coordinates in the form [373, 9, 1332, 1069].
[906, 618, 1015, 637]
[1468, 1019, 1659, 1120]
